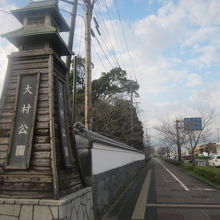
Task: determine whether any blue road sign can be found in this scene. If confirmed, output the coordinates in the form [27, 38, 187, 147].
[184, 118, 202, 131]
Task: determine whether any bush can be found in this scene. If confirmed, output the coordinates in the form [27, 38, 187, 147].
[195, 156, 210, 160]
[193, 166, 220, 185]
[182, 163, 194, 171]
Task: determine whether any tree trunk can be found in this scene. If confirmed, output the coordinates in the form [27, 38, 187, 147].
[177, 144, 182, 163]
[192, 149, 195, 167]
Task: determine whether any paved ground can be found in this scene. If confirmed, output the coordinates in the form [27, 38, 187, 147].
[101, 158, 220, 220]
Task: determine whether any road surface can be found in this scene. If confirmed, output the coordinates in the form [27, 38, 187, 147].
[102, 158, 220, 220]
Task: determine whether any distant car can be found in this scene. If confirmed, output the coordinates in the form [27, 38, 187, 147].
[208, 155, 220, 168]
[182, 155, 193, 163]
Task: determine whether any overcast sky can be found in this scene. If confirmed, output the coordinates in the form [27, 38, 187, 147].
[1, 0, 220, 143]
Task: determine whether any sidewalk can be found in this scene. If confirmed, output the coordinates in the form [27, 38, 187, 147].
[100, 163, 151, 220]
[99, 158, 220, 220]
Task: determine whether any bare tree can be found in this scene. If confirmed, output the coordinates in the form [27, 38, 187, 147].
[154, 117, 186, 162]
[154, 110, 215, 165]
[158, 136, 175, 159]
[144, 137, 155, 158]
[184, 110, 214, 165]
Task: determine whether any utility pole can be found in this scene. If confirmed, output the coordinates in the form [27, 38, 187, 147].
[130, 82, 133, 135]
[176, 120, 182, 163]
[83, 0, 94, 130]
[217, 128, 220, 143]
[58, 0, 79, 132]
[72, 56, 77, 124]
[66, 0, 78, 72]
[64, 0, 78, 126]
[145, 128, 151, 159]
[146, 128, 151, 147]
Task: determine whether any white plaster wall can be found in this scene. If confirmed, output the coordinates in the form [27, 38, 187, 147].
[91, 142, 145, 175]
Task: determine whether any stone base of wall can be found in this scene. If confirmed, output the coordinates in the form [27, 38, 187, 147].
[0, 187, 94, 220]
[86, 160, 145, 215]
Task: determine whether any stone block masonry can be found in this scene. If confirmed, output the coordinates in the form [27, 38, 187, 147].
[0, 187, 94, 220]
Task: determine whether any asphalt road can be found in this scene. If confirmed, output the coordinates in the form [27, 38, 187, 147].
[102, 158, 220, 220]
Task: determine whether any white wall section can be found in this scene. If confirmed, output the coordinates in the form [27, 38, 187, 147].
[92, 142, 145, 175]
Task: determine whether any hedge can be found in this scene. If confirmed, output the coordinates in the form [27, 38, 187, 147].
[182, 163, 194, 171]
[195, 156, 210, 160]
[193, 166, 220, 185]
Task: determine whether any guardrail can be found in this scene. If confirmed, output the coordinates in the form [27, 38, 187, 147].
[195, 160, 208, 166]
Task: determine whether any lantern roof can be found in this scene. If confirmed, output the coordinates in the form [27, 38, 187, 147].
[2, 26, 73, 56]
[11, 0, 69, 32]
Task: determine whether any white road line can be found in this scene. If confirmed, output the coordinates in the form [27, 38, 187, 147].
[194, 188, 216, 192]
[132, 169, 152, 220]
[158, 161, 190, 191]
[146, 203, 220, 208]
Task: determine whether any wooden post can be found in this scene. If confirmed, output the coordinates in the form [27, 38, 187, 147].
[49, 55, 59, 199]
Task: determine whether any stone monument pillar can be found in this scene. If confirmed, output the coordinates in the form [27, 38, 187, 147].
[0, 1, 94, 219]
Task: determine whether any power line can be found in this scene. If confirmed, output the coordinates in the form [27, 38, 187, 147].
[93, 8, 121, 68]
[59, 0, 84, 7]
[93, 33, 114, 69]
[61, 3, 117, 69]
[92, 15, 119, 68]
[60, 7, 84, 56]
[78, 15, 84, 55]
[92, 31, 117, 68]
[112, 0, 139, 117]
[114, 0, 137, 80]
[103, 0, 126, 70]
[92, 43, 108, 72]
[60, 8, 83, 18]
[71, 34, 117, 78]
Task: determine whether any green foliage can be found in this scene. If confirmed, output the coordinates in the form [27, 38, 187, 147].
[71, 57, 144, 150]
[93, 99, 144, 149]
[193, 166, 220, 185]
[182, 163, 194, 171]
[92, 67, 139, 102]
[70, 55, 85, 93]
[195, 156, 210, 160]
